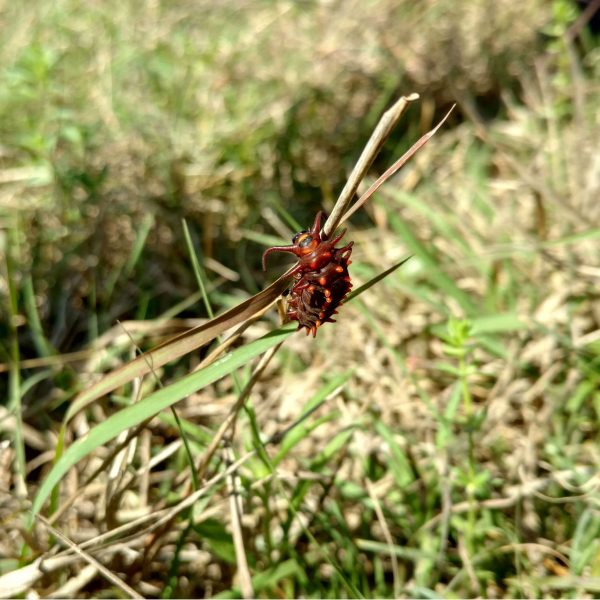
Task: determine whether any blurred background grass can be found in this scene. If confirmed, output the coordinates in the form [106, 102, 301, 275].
[1, 0, 600, 597]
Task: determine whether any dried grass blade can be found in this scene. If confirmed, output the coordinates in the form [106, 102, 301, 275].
[339, 105, 456, 226]
[66, 272, 291, 422]
[323, 93, 419, 237]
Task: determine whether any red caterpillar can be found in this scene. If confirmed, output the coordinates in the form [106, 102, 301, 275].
[262, 211, 353, 337]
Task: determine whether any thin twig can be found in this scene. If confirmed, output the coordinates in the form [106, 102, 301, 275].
[47, 388, 349, 563]
[35, 514, 144, 599]
[366, 479, 401, 599]
[226, 446, 254, 599]
[0, 555, 80, 598]
[192, 341, 285, 486]
[457, 535, 481, 595]
[566, 0, 600, 41]
[48, 420, 151, 525]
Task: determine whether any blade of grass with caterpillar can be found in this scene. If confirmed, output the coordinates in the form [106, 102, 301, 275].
[64, 96, 446, 422]
[41, 96, 453, 524]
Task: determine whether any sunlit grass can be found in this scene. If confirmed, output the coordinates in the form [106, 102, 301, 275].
[1, 0, 600, 598]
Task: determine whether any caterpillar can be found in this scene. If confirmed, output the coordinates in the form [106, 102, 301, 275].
[262, 211, 353, 337]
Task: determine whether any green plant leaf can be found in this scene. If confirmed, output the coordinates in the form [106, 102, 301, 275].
[31, 325, 295, 520]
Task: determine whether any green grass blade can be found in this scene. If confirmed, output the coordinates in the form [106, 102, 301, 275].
[182, 219, 214, 318]
[105, 213, 154, 300]
[124, 213, 154, 277]
[241, 228, 289, 249]
[387, 211, 477, 313]
[22, 275, 54, 358]
[345, 256, 412, 302]
[31, 325, 296, 520]
[374, 421, 415, 488]
[214, 559, 303, 598]
[273, 371, 353, 466]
